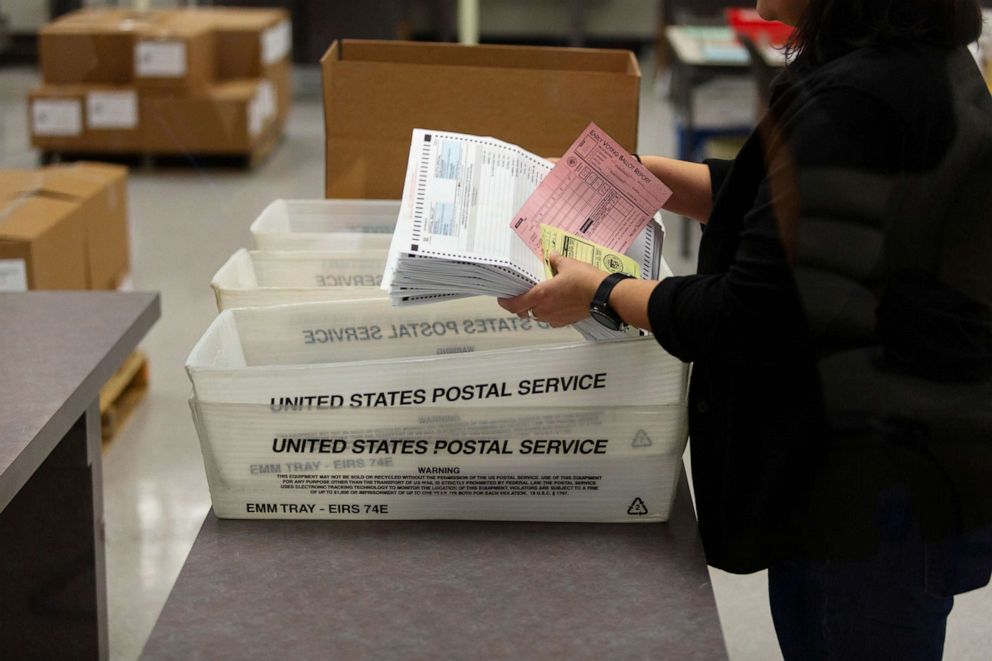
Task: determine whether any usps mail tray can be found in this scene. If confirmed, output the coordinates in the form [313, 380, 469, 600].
[186, 298, 689, 522]
[211, 248, 388, 311]
[250, 198, 399, 251]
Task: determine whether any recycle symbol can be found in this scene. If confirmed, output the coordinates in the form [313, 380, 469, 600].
[632, 430, 653, 448]
[627, 497, 648, 516]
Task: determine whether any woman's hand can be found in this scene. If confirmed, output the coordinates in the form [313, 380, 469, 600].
[497, 253, 607, 327]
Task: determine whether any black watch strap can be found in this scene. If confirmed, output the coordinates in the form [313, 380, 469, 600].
[593, 272, 632, 308]
[590, 273, 633, 330]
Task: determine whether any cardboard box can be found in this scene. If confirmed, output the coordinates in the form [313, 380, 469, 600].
[36, 8, 290, 156]
[43, 162, 130, 290]
[133, 11, 215, 93]
[200, 7, 291, 79]
[320, 40, 641, 199]
[0, 193, 88, 291]
[203, 7, 292, 123]
[141, 79, 275, 154]
[29, 85, 143, 152]
[38, 9, 151, 85]
[40, 8, 215, 92]
[0, 163, 129, 291]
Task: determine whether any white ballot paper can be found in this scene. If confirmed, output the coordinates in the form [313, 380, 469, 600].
[382, 129, 665, 341]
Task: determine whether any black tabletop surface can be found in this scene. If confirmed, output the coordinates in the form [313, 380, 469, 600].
[142, 475, 726, 660]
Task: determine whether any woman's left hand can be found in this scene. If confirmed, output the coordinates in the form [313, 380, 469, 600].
[497, 253, 608, 327]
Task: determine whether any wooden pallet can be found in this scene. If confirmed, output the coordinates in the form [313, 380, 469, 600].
[38, 130, 283, 170]
[100, 350, 150, 444]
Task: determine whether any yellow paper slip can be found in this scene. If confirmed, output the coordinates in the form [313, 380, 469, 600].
[540, 224, 641, 280]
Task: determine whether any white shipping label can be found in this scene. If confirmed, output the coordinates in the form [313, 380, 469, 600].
[0, 260, 28, 291]
[135, 41, 187, 77]
[261, 20, 292, 65]
[248, 90, 265, 138]
[258, 79, 276, 120]
[31, 99, 82, 136]
[86, 91, 138, 129]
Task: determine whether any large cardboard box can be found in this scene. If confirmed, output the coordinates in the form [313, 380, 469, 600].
[42, 163, 130, 290]
[29, 85, 142, 152]
[36, 8, 291, 156]
[204, 7, 292, 124]
[0, 163, 129, 291]
[40, 8, 215, 92]
[141, 79, 275, 154]
[38, 9, 150, 85]
[320, 40, 641, 199]
[0, 193, 88, 291]
[200, 7, 291, 79]
[133, 11, 215, 93]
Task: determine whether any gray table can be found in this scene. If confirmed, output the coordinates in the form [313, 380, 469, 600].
[0, 291, 160, 661]
[142, 476, 726, 660]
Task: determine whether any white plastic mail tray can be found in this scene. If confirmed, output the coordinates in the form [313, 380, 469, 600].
[250, 198, 400, 251]
[211, 248, 389, 311]
[191, 396, 687, 523]
[185, 298, 690, 522]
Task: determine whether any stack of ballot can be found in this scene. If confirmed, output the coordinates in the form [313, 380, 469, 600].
[382, 126, 671, 341]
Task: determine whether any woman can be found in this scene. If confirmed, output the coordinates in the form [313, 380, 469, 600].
[500, 1, 992, 659]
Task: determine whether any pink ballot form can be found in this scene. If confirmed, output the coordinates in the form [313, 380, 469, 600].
[511, 122, 673, 256]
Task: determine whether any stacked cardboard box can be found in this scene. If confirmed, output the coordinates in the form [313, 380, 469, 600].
[0, 162, 129, 291]
[31, 7, 291, 159]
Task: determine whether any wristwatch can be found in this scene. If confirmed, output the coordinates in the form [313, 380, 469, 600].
[589, 273, 633, 331]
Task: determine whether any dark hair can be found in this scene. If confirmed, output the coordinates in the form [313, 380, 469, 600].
[789, 0, 984, 65]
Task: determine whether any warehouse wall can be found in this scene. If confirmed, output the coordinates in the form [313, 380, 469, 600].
[4, 0, 49, 31]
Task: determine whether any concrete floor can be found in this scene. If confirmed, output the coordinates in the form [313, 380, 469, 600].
[1, 59, 990, 660]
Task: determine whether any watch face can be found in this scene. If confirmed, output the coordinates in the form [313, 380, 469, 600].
[590, 305, 623, 331]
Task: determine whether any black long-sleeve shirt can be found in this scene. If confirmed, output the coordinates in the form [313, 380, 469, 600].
[648, 43, 992, 574]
